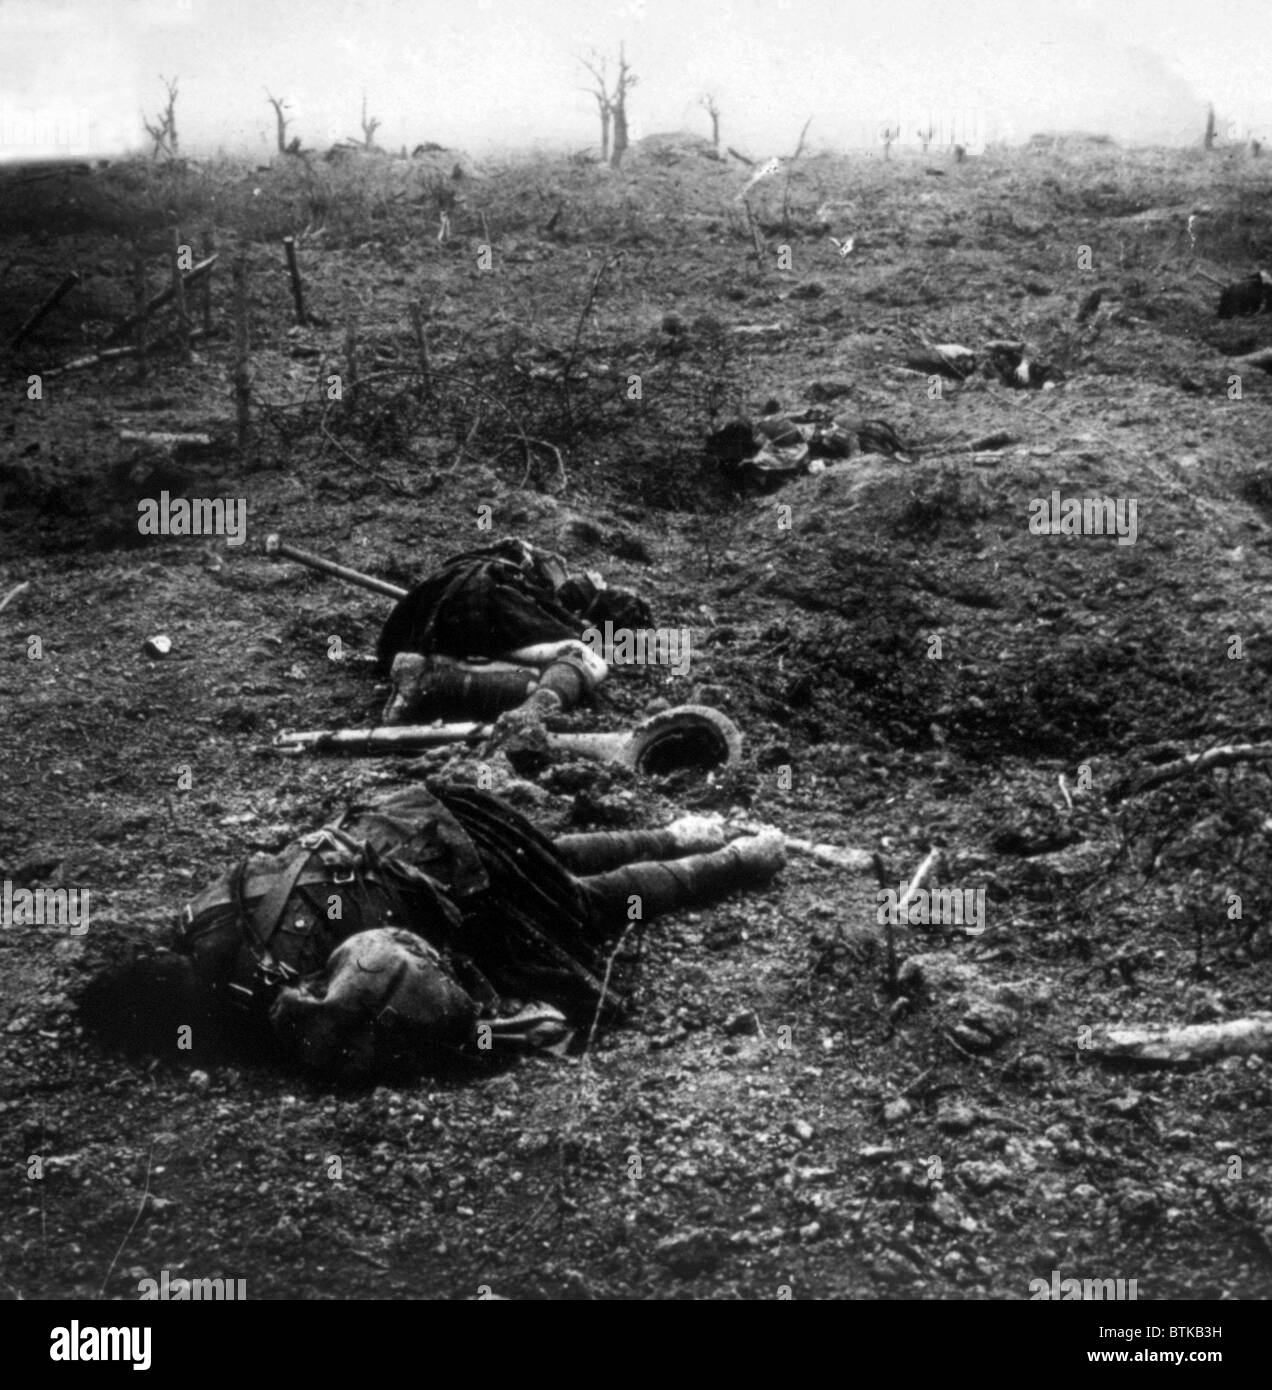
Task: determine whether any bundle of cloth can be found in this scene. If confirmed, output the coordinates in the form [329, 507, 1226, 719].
[171, 783, 784, 1077]
[375, 537, 652, 724]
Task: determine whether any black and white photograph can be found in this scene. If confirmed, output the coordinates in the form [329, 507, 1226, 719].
[0, 0, 1267, 1334]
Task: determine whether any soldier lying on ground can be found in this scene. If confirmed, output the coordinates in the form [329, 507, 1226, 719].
[166, 783, 784, 1079]
[375, 537, 652, 724]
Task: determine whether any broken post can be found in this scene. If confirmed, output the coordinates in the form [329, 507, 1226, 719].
[106, 254, 217, 344]
[171, 228, 191, 360]
[409, 299, 432, 400]
[132, 252, 148, 379]
[344, 319, 359, 410]
[282, 236, 308, 325]
[743, 200, 764, 270]
[11, 271, 80, 351]
[232, 255, 251, 453]
[201, 227, 215, 332]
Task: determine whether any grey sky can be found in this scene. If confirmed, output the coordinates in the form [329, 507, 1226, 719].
[1, 0, 1269, 163]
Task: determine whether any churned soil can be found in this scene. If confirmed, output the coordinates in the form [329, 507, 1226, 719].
[1, 141, 1271, 1300]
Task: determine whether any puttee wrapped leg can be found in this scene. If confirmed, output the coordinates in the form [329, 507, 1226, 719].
[578, 830, 785, 924]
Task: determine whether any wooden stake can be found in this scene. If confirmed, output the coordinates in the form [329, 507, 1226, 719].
[171, 227, 191, 360]
[10, 272, 80, 350]
[201, 226, 216, 332]
[283, 236, 308, 325]
[743, 199, 764, 270]
[409, 299, 432, 399]
[344, 319, 359, 410]
[106, 254, 217, 344]
[232, 256, 251, 454]
[132, 251, 148, 380]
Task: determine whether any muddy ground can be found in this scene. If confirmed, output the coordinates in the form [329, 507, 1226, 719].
[2, 140, 1272, 1302]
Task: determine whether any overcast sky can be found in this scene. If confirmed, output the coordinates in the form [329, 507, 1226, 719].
[2, 0, 1270, 163]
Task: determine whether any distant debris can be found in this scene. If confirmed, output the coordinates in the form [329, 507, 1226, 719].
[1027, 131, 1118, 152]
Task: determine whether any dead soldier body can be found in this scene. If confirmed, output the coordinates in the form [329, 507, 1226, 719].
[173, 783, 784, 1078]
[375, 536, 651, 725]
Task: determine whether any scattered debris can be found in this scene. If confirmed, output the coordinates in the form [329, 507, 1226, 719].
[705, 408, 911, 490]
[1091, 1015, 1272, 1066]
[275, 704, 744, 778]
[0, 580, 30, 616]
[1107, 740, 1272, 803]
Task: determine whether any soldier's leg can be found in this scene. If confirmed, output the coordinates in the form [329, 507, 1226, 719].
[553, 814, 728, 874]
[577, 829, 784, 921]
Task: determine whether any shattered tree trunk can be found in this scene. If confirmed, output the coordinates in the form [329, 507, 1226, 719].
[611, 103, 628, 168]
[283, 236, 308, 326]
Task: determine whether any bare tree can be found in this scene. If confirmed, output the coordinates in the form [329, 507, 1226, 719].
[265, 91, 304, 155]
[579, 44, 637, 168]
[700, 94, 721, 152]
[781, 115, 812, 229]
[1204, 104, 1216, 152]
[580, 52, 614, 162]
[360, 93, 381, 150]
[610, 43, 636, 168]
[142, 76, 180, 160]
